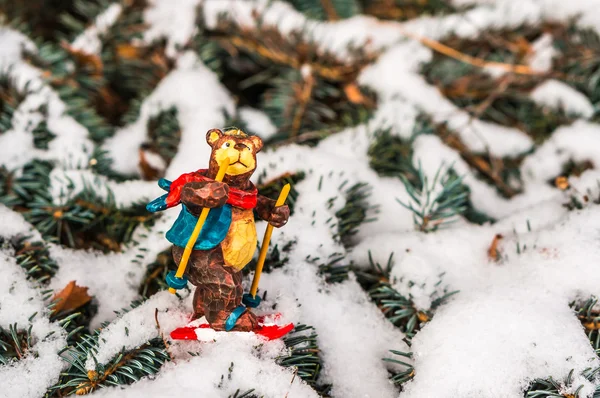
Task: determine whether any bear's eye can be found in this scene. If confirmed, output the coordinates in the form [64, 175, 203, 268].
[222, 142, 231, 149]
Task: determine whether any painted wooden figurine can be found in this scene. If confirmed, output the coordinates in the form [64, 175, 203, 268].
[147, 128, 290, 332]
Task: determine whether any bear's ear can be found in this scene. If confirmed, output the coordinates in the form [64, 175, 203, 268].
[248, 135, 263, 153]
[206, 129, 223, 147]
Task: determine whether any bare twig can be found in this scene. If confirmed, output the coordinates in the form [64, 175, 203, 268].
[290, 71, 316, 137]
[399, 29, 541, 76]
[155, 308, 173, 361]
[320, 0, 339, 20]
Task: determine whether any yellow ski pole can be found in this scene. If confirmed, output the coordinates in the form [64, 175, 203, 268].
[248, 183, 291, 300]
[167, 158, 230, 294]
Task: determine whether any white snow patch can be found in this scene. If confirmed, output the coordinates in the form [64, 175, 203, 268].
[86, 291, 185, 369]
[522, 120, 600, 182]
[104, 51, 234, 177]
[144, 0, 202, 57]
[0, 205, 42, 239]
[92, 335, 318, 397]
[239, 107, 278, 140]
[527, 33, 557, 73]
[531, 79, 595, 118]
[71, 4, 123, 55]
[0, 250, 66, 398]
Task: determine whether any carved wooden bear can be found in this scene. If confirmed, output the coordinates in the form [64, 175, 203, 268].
[147, 128, 289, 331]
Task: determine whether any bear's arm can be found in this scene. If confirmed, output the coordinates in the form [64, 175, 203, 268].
[255, 195, 290, 228]
[255, 195, 275, 221]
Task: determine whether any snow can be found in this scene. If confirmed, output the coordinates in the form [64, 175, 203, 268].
[0, 229, 66, 398]
[143, 0, 202, 57]
[92, 337, 318, 397]
[103, 51, 235, 177]
[239, 107, 278, 140]
[0, 205, 42, 239]
[527, 33, 557, 73]
[71, 4, 123, 55]
[2, 0, 600, 397]
[390, 252, 447, 311]
[85, 291, 186, 368]
[0, 29, 94, 172]
[530, 80, 595, 118]
[405, 286, 599, 398]
[522, 121, 600, 182]
[359, 42, 534, 158]
[379, 206, 600, 397]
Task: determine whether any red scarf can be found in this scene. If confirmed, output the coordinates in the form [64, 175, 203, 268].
[165, 169, 257, 209]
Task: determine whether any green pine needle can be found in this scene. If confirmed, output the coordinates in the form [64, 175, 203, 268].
[0, 323, 33, 365]
[278, 324, 323, 386]
[397, 162, 468, 233]
[334, 181, 377, 248]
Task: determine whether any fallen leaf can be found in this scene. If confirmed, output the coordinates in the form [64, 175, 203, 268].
[116, 43, 140, 59]
[61, 42, 103, 77]
[344, 83, 366, 104]
[51, 281, 92, 315]
[555, 176, 569, 190]
[488, 234, 503, 262]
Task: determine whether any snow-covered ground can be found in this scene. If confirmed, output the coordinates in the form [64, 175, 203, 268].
[1, 0, 600, 397]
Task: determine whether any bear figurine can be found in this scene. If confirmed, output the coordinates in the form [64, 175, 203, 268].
[146, 128, 290, 332]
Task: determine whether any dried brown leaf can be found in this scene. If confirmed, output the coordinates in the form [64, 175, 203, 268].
[51, 281, 92, 315]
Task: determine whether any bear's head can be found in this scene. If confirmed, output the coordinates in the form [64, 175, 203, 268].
[206, 128, 263, 187]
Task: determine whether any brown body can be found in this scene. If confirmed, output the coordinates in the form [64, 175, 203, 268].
[175, 128, 289, 332]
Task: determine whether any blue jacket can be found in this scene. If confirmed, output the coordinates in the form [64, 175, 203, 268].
[146, 178, 232, 250]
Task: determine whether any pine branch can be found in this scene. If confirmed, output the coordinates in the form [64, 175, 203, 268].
[368, 123, 495, 224]
[25, 41, 113, 142]
[0, 323, 33, 365]
[0, 161, 157, 251]
[207, 17, 378, 83]
[525, 367, 600, 397]
[278, 324, 323, 387]
[434, 122, 524, 198]
[355, 252, 456, 338]
[421, 23, 600, 146]
[49, 336, 169, 396]
[256, 172, 305, 214]
[397, 162, 468, 233]
[361, 0, 458, 21]
[228, 389, 260, 398]
[314, 252, 350, 284]
[368, 126, 421, 186]
[384, 349, 415, 388]
[139, 106, 181, 179]
[334, 182, 377, 248]
[0, 73, 31, 132]
[0, 159, 54, 209]
[23, 1, 174, 143]
[8, 235, 59, 285]
[139, 248, 175, 298]
[0, 0, 110, 43]
[32, 120, 57, 150]
[200, 13, 377, 142]
[572, 297, 600, 356]
[285, 0, 362, 20]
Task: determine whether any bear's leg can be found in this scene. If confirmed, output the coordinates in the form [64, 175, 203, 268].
[172, 245, 221, 320]
[202, 264, 258, 332]
[174, 245, 257, 331]
[204, 265, 258, 332]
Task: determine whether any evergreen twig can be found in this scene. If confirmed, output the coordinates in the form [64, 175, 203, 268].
[397, 162, 468, 233]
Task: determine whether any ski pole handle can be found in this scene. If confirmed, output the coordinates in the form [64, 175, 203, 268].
[249, 183, 291, 298]
[168, 158, 230, 294]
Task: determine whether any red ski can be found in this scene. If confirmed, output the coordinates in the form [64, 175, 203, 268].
[170, 313, 294, 342]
